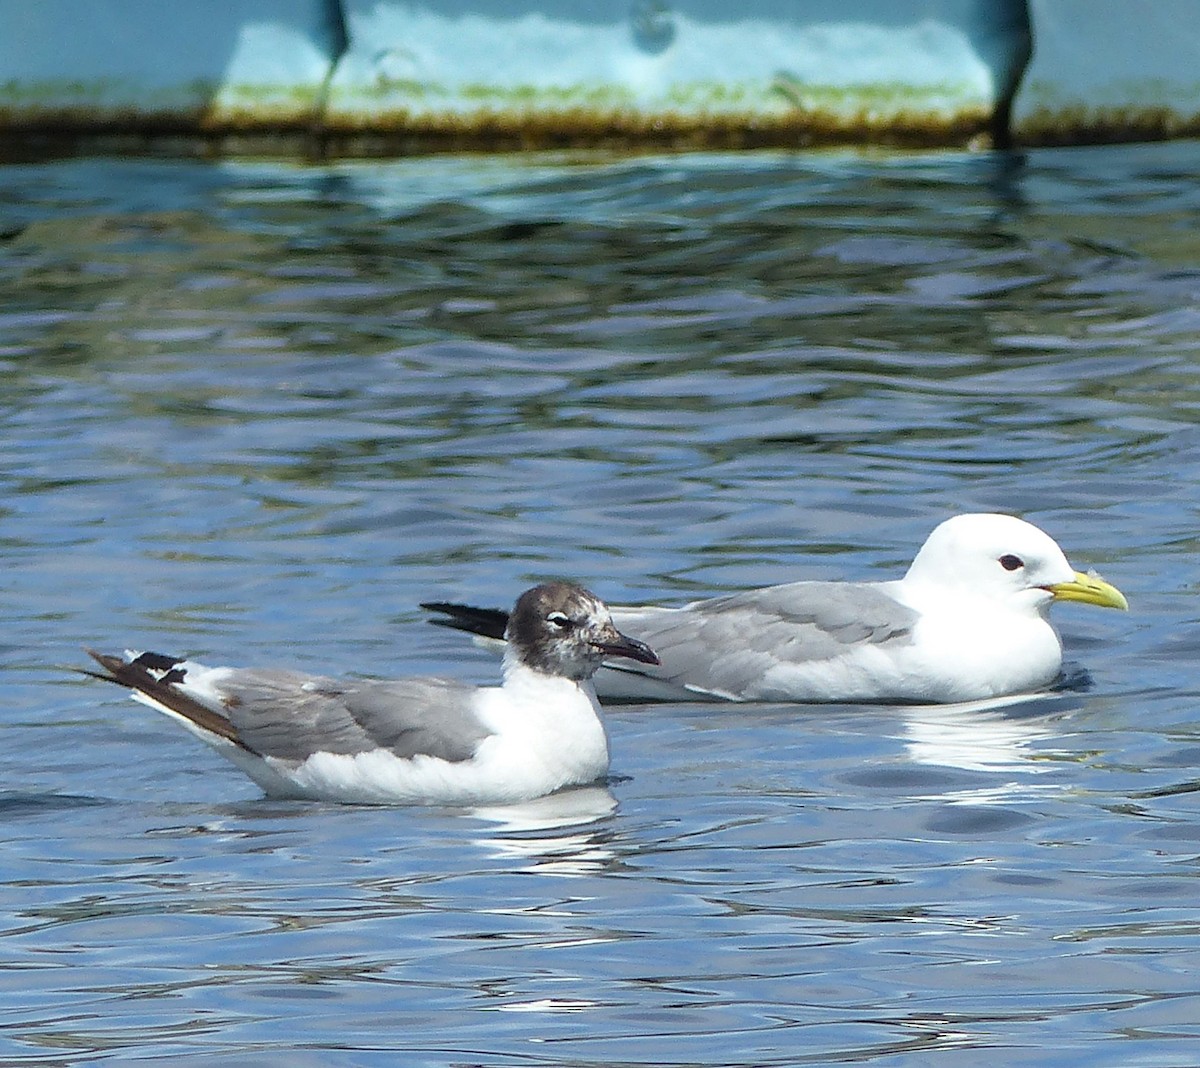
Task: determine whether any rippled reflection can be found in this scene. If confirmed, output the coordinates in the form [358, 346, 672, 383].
[900, 693, 1069, 772]
[469, 785, 621, 875]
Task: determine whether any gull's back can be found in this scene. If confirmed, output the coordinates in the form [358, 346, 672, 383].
[601, 580, 918, 702]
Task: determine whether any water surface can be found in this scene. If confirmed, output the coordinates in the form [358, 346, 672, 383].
[2, 143, 1199, 1065]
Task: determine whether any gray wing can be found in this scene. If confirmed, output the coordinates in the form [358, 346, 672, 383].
[216, 670, 492, 764]
[610, 581, 916, 698]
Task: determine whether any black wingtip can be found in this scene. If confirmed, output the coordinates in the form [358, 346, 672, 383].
[420, 601, 511, 641]
[77, 648, 250, 751]
[82, 648, 126, 683]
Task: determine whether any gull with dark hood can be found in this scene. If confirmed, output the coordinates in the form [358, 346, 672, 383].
[83, 581, 658, 805]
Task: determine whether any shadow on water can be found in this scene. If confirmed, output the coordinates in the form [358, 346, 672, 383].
[0, 791, 105, 817]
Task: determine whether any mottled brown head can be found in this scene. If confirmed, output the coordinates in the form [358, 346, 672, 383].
[505, 581, 659, 681]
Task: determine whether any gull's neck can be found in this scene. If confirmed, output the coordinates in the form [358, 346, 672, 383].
[502, 650, 586, 693]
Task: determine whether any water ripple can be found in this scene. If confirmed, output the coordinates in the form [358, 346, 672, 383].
[1, 144, 1199, 1063]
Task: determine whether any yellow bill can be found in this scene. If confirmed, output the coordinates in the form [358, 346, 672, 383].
[1048, 570, 1128, 611]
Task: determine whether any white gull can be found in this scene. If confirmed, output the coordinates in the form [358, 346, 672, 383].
[424, 514, 1127, 705]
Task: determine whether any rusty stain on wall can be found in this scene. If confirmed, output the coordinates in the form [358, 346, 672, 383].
[0, 107, 996, 162]
[1015, 105, 1200, 146]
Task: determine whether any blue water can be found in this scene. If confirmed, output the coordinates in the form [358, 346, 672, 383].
[2, 143, 1199, 1065]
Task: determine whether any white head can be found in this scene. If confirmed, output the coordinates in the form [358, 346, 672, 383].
[903, 513, 1127, 613]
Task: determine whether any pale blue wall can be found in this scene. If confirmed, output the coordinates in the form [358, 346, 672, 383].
[1, 1, 1196, 149]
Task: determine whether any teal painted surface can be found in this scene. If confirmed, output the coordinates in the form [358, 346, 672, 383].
[0, 0, 1025, 144]
[325, 0, 1027, 127]
[1014, 0, 1200, 141]
[4, 0, 1200, 146]
[0, 0, 343, 121]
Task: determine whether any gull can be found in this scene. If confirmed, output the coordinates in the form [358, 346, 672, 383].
[423, 514, 1127, 705]
[82, 582, 659, 806]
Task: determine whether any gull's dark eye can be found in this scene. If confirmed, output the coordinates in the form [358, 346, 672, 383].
[999, 554, 1024, 572]
[546, 611, 574, 631]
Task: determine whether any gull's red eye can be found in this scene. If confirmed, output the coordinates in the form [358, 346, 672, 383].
[999, 554, 1024, 571]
